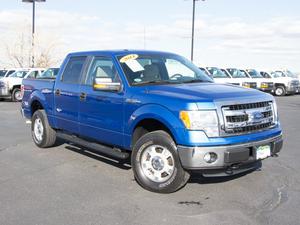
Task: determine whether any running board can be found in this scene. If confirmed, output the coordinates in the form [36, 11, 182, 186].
[57, 132, 129, 160]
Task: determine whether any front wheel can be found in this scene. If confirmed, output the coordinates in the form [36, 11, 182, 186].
[12, 88, 22, 102]
[131, 130, 190, 193]
[31, 110, 57, 148]
[275, 86, 286, 96]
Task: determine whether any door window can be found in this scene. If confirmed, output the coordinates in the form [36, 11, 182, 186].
[85, 57, 120, 85]
[62, 57, 87, 84]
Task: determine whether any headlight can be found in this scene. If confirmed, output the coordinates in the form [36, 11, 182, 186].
[260, 82, 268, 88]
[0, 81, 6, 88]
[242, 82, 251, 88]
[180, 110, 219, 137]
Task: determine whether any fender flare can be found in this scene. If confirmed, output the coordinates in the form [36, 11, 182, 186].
[126, 104, 185, 145]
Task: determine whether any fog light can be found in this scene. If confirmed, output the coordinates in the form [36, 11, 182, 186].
[204, 152, 218, 163]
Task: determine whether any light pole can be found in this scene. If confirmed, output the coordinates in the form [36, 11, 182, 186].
[22, 0, 46, 67]
[191, 0, 205, 62]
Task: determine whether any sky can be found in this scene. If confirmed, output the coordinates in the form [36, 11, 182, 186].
[0, 0, 300, 72]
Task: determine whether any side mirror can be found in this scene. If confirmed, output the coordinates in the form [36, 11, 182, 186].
[93, 77, 121, 92]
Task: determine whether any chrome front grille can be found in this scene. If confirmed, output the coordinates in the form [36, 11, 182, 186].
[267, 82, 274, 88]
[221, 101, 275, 135]
[291, 80, 299, 86]
[249, 82, 257, 88]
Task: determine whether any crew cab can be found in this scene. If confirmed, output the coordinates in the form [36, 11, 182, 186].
[260, 70, 299, 96]
[221, 68, 257, 89]
[21, 50, 283, 193]
[0, 68, 44, 101]
[240, 69, 274, 93]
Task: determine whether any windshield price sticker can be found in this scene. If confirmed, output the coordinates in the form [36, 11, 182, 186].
[120, 54, 139, 63]
[120, 54, 144, 72]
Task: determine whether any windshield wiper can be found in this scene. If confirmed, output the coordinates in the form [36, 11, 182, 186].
[132, 80, 178, 86]
[181, 79, 210, 84]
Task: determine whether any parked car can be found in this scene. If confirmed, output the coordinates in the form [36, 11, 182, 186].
[240, 69, 274, 93]
[278, 70, 300, 94]
[21, 50, 282, 193]
[221, 68, 257, 89]
[260, 71, 299, 96]
[0, 68, 44, 101]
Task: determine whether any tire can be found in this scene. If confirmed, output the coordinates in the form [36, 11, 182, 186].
[131, 130, 190, 193]
[275, 86, 286, 96]
[12, 88, 22, 102]
[31, 110, 57, 148]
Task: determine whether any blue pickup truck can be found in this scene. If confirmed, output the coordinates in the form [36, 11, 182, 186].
[21, 50, 283, 193]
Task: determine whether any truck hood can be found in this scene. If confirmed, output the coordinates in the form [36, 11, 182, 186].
[146, 82, 271, 103]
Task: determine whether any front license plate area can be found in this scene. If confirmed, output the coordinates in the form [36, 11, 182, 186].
[256, 145, 271, 160]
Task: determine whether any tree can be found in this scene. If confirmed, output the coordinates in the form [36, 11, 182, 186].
[3, 30, 62, 68]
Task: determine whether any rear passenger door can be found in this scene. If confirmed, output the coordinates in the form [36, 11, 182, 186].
[54, 56, 87, 134]
[78, 56, 125, 147]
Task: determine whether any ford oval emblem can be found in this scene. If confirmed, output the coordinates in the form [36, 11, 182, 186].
[253, 112, 264, 120]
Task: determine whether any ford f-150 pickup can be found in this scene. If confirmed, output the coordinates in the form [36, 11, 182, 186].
[21, 50, 283, 193]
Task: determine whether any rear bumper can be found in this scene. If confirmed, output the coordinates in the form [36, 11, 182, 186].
[178, 134, 283, 175]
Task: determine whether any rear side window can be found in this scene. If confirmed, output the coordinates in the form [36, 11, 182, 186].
[62, 56, 86, 84]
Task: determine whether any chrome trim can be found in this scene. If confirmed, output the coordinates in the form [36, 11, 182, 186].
[178, 134, 282, 169]
[212, 96, 275, 137]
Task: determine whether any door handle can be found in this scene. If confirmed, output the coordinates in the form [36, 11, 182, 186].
[80, 92, 87, 101]
[55, 89, 61, 96]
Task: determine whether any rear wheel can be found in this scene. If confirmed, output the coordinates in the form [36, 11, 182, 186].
[31, 110, 57, 148]
[12, 88, 22, 102]
[275, 86, 286, 96]
[131, 130, 190, 193]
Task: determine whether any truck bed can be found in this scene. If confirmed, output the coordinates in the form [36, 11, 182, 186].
[22, 78, 56, 117]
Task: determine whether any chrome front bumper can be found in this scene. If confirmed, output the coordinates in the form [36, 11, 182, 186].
[286, 85, 297, 94]
[177, 134, 283, 171]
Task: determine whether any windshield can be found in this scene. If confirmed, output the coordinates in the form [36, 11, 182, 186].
[38, 68, 59, 79]
[117, 53, 212, 85]
[0, 70, 7, 77]
[284, 70, 298, 78]
[246, 69, 263, 78]
[207, 67, 229, 78]
[272, 71, 285, 78]
[9, 70, 28, 78]
[227, 68, 248, 78]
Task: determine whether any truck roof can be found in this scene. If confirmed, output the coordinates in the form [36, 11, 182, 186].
[67, 49, 177, 57]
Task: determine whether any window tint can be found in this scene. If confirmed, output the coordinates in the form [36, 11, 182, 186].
[10, 70, 28, 78]
[7, 70, 15, 76]
[0, 70, 7, 77]
[85, 57, 120, 85]
[207, 67, 229, 78]
[62, 57, 86, 83]
[27, 71, 39, 79]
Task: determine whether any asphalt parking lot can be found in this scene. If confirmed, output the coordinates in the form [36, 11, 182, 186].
[0, 96, 299, 225]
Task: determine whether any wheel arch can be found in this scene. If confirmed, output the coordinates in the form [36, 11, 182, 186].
[127, 104, 184, 149]
[131, 118, 176, 148]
